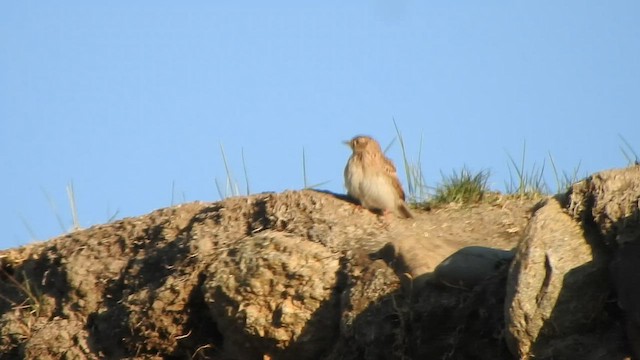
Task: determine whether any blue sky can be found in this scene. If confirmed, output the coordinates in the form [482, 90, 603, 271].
[2, 2, 639, 248]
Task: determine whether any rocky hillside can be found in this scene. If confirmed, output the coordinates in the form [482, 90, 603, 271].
[1, 166, 639, 359]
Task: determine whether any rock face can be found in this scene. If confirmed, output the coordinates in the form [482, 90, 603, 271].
[0, 166, 638, 359]
[504, 165, 640, 360]
[202, 232, 341, 359]
[504, 199, 613, 359]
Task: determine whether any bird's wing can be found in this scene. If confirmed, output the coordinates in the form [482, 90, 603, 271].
[381, 155, 397, 173]
[381, 156, 406, 201]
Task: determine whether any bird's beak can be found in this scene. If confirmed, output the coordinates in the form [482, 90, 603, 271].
[342, 140, 351, 147]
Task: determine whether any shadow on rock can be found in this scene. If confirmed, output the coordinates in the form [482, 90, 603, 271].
[530, 200, 625, 359]
[326, 262, 514, 360]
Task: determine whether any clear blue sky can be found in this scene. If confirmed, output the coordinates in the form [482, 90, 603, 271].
[2, 2, 639, 248]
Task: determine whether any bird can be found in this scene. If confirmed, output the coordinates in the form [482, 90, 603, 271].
[344, 135, 414, 219]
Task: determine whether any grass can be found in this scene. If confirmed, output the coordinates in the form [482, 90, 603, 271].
[377, 122, 609, 206]
[393, 118, 414, 198]
[242, 147, 251, 195]
[18, 215, 38, 241]
[23, 182, 84, 240]
[170, 181, 188, 206]
[0, 269, 43, 319]
[0, 268, 45, 352]
[620, 134, 639, 165]
[215, 143, 330, 200]
[302, 147, 330, 190]
[393, 119, 429, 204]
[215, 143, 242, 199]
[505, 140, 548, 198]
[106, 205, 120, 223]
[42, 187, 67, 233]
[548, 153, 583, 194]
[388, 124, 638, 204]
[432, 167, 491, 205]
[215, 143, 257, 199]
[66, 182, 81, 231]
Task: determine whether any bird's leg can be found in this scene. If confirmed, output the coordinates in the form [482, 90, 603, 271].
[376, 209, 393, 229]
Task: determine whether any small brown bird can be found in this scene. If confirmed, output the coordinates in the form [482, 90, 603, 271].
[344, 135, 413, 218]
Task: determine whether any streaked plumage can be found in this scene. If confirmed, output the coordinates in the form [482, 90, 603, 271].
[344, 135, 413, 219]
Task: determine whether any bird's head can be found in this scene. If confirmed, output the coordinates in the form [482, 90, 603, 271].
[344, 135, 382, 154]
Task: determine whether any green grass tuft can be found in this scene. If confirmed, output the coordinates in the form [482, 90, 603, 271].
[432, 167, 490, 205]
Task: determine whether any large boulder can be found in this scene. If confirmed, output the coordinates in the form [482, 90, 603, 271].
[505, 165, 640, 360]
[504, 199, 613, 359]
[567, 165, 640, 246]
[202, 232, 341, 360]
[568, 165, 640, 358]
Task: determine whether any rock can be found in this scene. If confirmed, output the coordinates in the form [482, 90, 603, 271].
[0, 183, 604, 359]
[567, 165, 640, 246]
[202, 231, 341, 360]
[24, 318, 95, 360]
[504, 198, 612, 359]
[567, 165, 640, 359]
[611, 242, 640, 358]
[434, 246, 513, 289]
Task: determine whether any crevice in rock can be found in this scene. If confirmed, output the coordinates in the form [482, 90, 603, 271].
[85, 272, 130, 358]
[172, 272, 223, 359]
[535, 254, 553, 307]
[248, 198, 272, 234]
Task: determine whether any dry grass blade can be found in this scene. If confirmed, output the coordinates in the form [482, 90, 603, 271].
[0, 269, 43, 317]
[41, 187, 66, 233]
[393, 118, 413, 197]
[18, 215, 38, 241]
[66, 181, 81, 231]
[392, 119, 429, 204]
[549, 152, 583, 193]
[217, 143, 241, 199]
[242, 147, 251, 195]
[302, 147, 309, 189]
[171, 180, 176, 206]
[619, 134, 639, 165]
[302, 147, 329, 190]
[505, 140, 548, 197]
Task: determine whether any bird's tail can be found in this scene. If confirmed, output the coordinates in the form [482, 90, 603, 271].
[397, 201, 414, 219]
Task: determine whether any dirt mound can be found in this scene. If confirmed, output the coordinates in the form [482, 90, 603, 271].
[0, 166, 638, 359]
